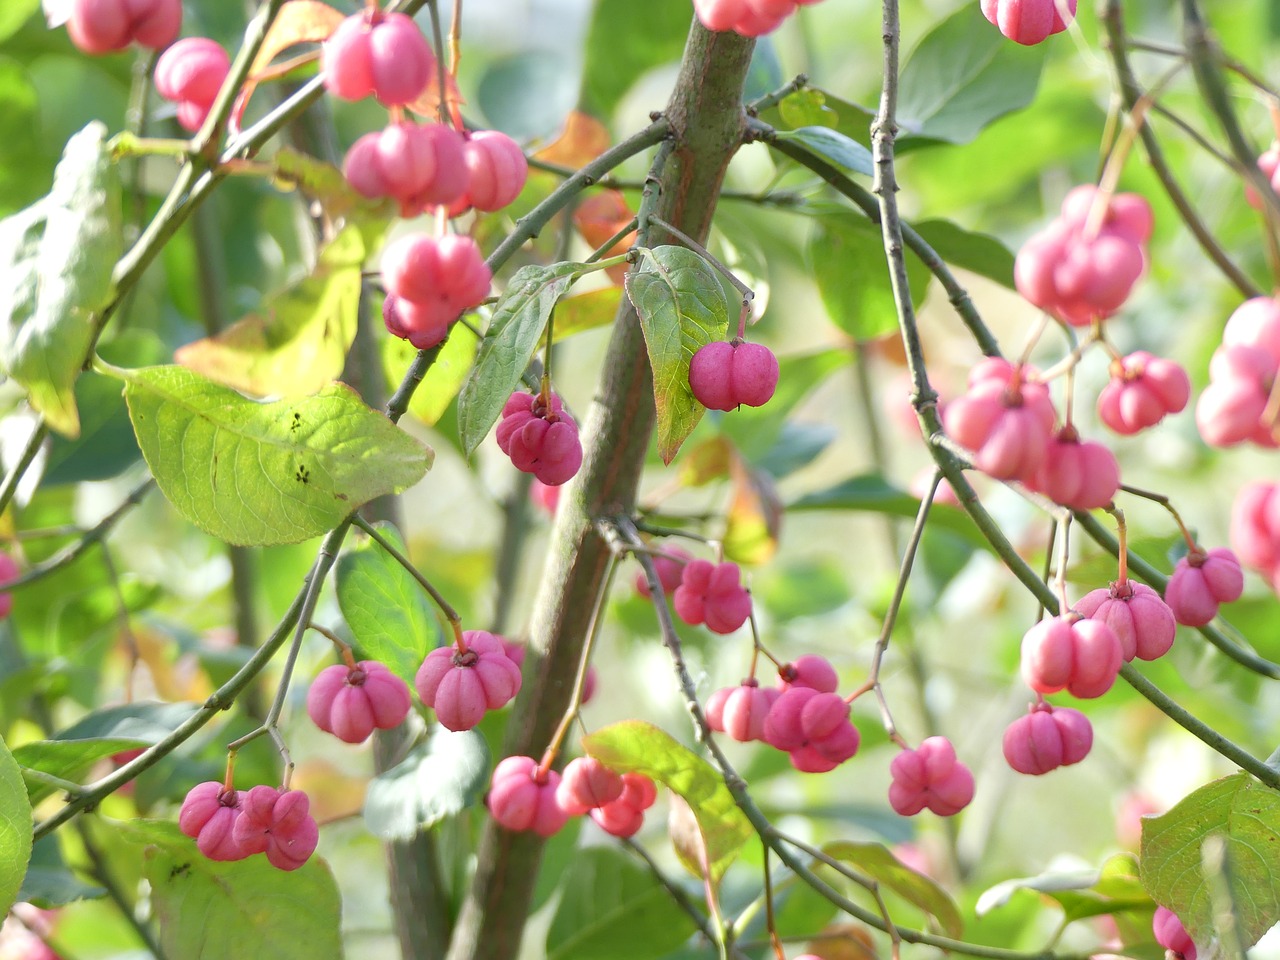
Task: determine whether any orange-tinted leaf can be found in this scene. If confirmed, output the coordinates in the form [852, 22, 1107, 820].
[249, 0, 346, 79]
[678, 435, 733, 488]
[806, 924, 879, 960]
[404, 71, 464, 122]
[534, 110, 610, 168]
[574, 191, 636, 284]
[552, 286, 622, 341]
[292, 758, 368, 823]
[723, 454, 782, 565]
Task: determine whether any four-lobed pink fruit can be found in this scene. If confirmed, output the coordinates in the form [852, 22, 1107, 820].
[1197, 296, 1280, 448]
[179, 781, 254, 861]
[1028, 427, 1120, 510]
[688, 340, 780, 411]
[888, 736, 975, 817]
[706, 678, 780, 742]
[344, 122, 468, 217]
[981, 0, 1077, 45]
[1020, 613, 1123, 699]
[589, 772, 657, 838]
[381, 234, 491, 349]
[763, 687, 861, 773]
[495, 391, 584, 486]
[487, 755, 569, 837]
[672, 559, 752, 634]
[1164, 547, 1244, 627]
[154, 37, 230, 132]
[776, 654, 839, 694]
[306, 659, 412, 744]
[1097, 351, 1190, 435]
[66, 0, 181, 55]
[322, 10, 436, 106]
[1002, 703, 1093, 775]
[1075, 580, 1176, 662]
[232, 785, 319, 871]
[555, 756, 625, 816]
[943, 359, 1057, 483]
[415, 631, 523, 731]
[1153, 906, 1197, 960]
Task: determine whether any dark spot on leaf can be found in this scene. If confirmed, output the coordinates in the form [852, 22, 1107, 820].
[296, 464, 310, 484]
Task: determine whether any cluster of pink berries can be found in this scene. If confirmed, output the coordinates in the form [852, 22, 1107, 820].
[381, 234, 492, 350]
[1015, 185, 1152, 327]
[1005, 549, 1242, 774]
[635, 550, 751, 635]
[306, 659, 412, 744]
[496, 391, 584, 486]
[1097, 351, 1191, 435]
[981, 0, 1077, 46]
[63, 0, 180, 55]
[1196, 296, 1280, 448]
[688, 340, 780, 412]
[154, 38, 230, 131]
[487, 755, 657, 839]
[179, 781, 319, 871]
[691, 0, 824, 39]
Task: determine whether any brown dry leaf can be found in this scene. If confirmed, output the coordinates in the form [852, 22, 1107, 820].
[807, 923, 879, 960]
[534, 110, 610, 168]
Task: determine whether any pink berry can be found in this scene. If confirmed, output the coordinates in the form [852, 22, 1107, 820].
[1028, 427, 1120, 510]
[634, 547, 691, 598]
[671, 559, 752, 634]
[1075, 581, 1176, 662]
[487, 755, 568, 837]
[154, 37, 230, 132]
[306, 660, 412, 744]
[555, 757, 624, 815]
[1164, 548, 1244, 627]
[588, 772, 657, 838]
[888, 736, 975, 817]
[1196, 345, 1279, 448]
[381, 233, 491, 313]
[415, 631, 523, 731]
[763, 687, 861, 773]
[1097, 352, 1191, 435]
[322, 11, 436, 107]
[67, 0, 181, 55]
[1245, 147, 1280, 211]
[705, 679, 779, 742]
[0, 552, 19, 619]
[776, 654, 839, 694]
[943, 360, 1057, 483]
[495, 391, 584, 486]
[981, 0, 1077, 45]
[1223, 296, 1280, 358]
[344, 122, 469, 216]
[232, 785, 319, 871]
[529, 478, 561, 517]
[179, 781, 258, 861]
[1020, 613, 1123, 699]
[1231, 481, 1280, 580]
[458, 131, 529, 213]
[688, 340, 780, 411]
[1002, 703, 1093, 775]
[1153, 907, 1197, 960]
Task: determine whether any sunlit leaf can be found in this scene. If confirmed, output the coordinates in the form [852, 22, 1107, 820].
[825, 841, 963, 937]
[0, 733, 33, 920]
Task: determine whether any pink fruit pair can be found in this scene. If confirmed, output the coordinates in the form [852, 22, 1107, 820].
[1196, 297, 1280, 448]
[1097, 351, 1191, 435]
[381, 234, 491, 349]
[554, 758, 656, 837]
[65, 0, 180, 55]
[1164, 548, 1243, 627]
[763, 687, 861, 773]
[1026, 426, 1120, 510]
[672, 559, 752, 634]
[942, 358, 1057, 483]
[981, 0, 1077, 45]
[154, 38, 230, 132]
[1232, 481, 1280, 594]
[179, 782, 319, 870]
[1002, 702, 1092, 774]
[688, 341, 779, 411]
[496, 391, 584, 486]
[1020, 613, 1123, 699]
[692, 0, 821, 38]
[344, 123, 468, 217]
[416, 631, 523, 731]
[306, 659, 412, 744]
[1015, 185, 1151, 325]
[1075, 580, 1176, 661]
[487, 756, 569, 837]
[888, 736, 975, 817]
[322, 10, 436, 107]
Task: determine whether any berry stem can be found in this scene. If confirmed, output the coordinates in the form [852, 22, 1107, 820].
[310, 622, 358, 670]
[1106, 505, 1129, 586]
[1054, 514, 1073, 615]
[761, 841, 786, 960]
[537, 555, 618, 777]
[1118, 482, 1198, 552]
[222, 753, 236, 794]
[425, 0, 453, 128]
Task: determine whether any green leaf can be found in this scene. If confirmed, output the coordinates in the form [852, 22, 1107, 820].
[457, 261, 590, 457]
[582, 720, 751, 880]
[0, 0, 38, 43]
[0, 122, 122, 437]
[773, 126, 874, 176]
[19, 837, 104, 908]
[0, 733, 33, 920]
[16, 738, 146, 804]
[336, 522, 441, 684]
[625, 246, 732, 464]
[546, 846, 697, 960]
[777, 89, 839, 129]
[363, 728, 489, 841]
[383, 324, 477, 428]
[897, 4, 1045, 146]
[912, 218, 1016, 289]
[272, 147, 392, 223]
[1141, 772, 1280, 949]
[122, 365, 432, 546]
[809, 213, 930, 341]
[581, 0, 690, 118]
[173, 226, 370, 398]
[825, 841, 963, 937]
[124, 819, 342, 960]
[1048, 854, 1154, 924]
[788, 473, 920, 515]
